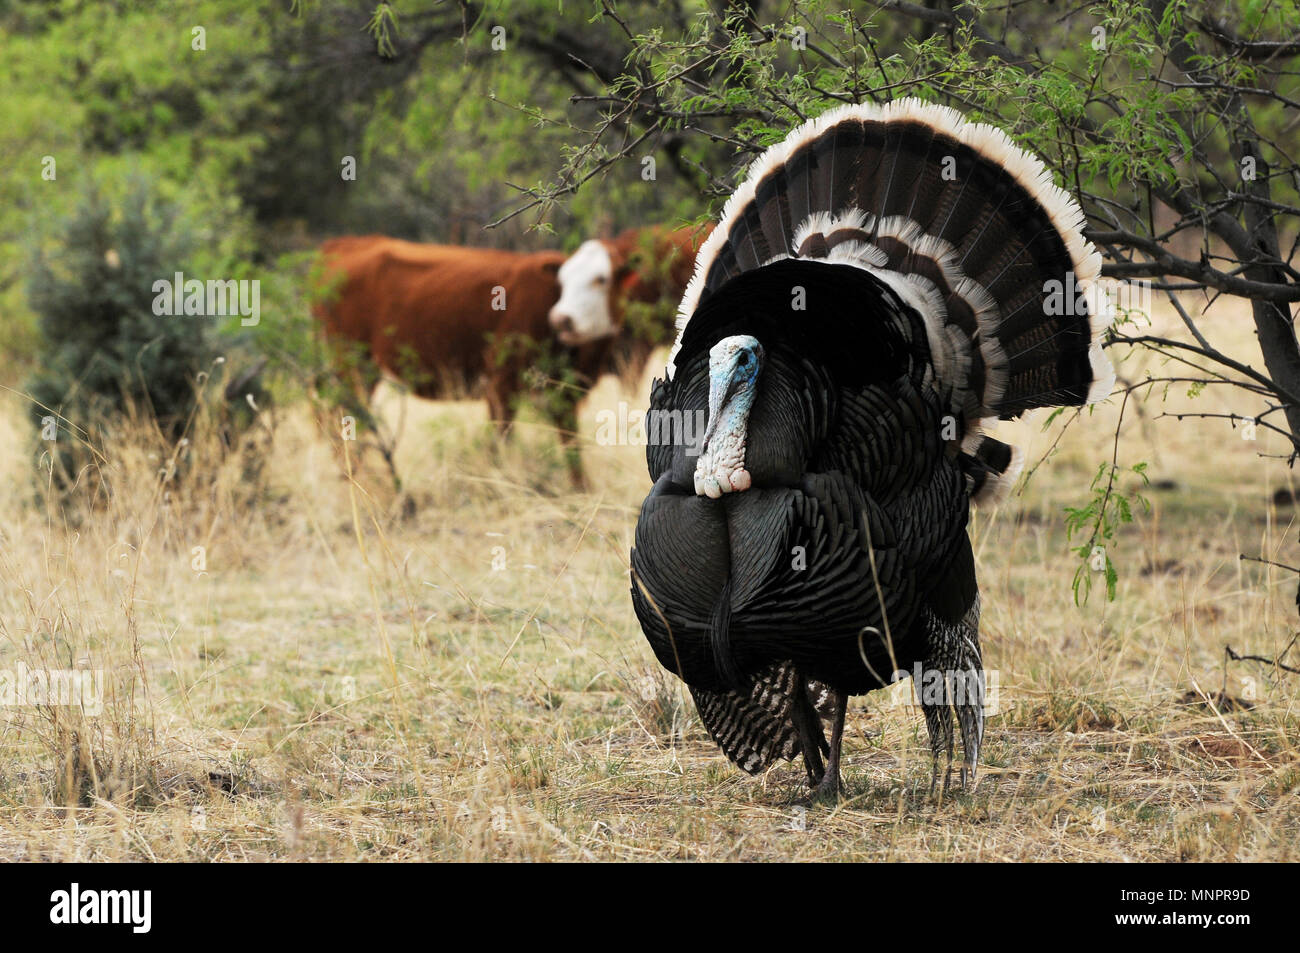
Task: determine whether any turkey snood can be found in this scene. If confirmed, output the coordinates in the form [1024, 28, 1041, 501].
[694, 335, 763, 498]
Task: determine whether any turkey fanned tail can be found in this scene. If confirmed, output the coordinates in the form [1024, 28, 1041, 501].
[669, 97, 1117, 506]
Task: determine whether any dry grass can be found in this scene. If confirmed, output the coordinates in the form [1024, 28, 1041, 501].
[1, 299, 1298, 862]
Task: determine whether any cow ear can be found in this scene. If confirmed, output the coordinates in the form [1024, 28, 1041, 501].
[625, 247, 649, 270]
[541, 260, 561, 275]
[617, 270, 641, 295]
[613, 254, 639, 280]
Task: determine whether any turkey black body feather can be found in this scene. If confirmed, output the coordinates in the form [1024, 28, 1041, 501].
[630, 99, 1114, 795]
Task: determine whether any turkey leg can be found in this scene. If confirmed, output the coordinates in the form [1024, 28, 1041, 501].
[791, 680, 827, 787]
[812, 689, 847, 800]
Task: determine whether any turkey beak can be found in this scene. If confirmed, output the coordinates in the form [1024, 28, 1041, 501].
[718, 374, 744, 415]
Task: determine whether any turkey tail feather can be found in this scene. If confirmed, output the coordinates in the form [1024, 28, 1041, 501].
[690, 663, 835, 775]
[960, 433, 1024, 505]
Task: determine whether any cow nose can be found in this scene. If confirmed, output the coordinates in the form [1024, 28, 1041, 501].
[550, 311, 574, 335]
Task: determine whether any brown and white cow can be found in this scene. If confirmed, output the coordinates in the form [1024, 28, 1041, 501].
[313, 227, 706, 489]
[549, 225, 710, 383]
[315, 236, 599, 482]
[316, 236, 572, 428]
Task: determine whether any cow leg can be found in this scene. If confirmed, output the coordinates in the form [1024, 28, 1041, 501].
[552, 395, 587, 490]
[486, 373, 518, 439]
[347, 375, 405, 496]
[559, 429, 586, 490]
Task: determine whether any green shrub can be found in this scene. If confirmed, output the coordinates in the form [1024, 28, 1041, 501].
[24, 179, 270, 495]
[27, 180, 215, 438]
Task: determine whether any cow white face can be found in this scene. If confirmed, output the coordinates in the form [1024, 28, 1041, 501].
[549, 240, 619, 345]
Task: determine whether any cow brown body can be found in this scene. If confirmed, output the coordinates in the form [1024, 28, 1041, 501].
[316, 237, 568, 430]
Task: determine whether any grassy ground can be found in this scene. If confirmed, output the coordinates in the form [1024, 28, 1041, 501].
[1, 301, 1298, 861]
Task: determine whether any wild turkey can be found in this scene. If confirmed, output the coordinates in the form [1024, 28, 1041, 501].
[629, 99, 1114, 798]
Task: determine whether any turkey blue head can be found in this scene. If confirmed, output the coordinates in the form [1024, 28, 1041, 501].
[694, 334, 764, 498]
